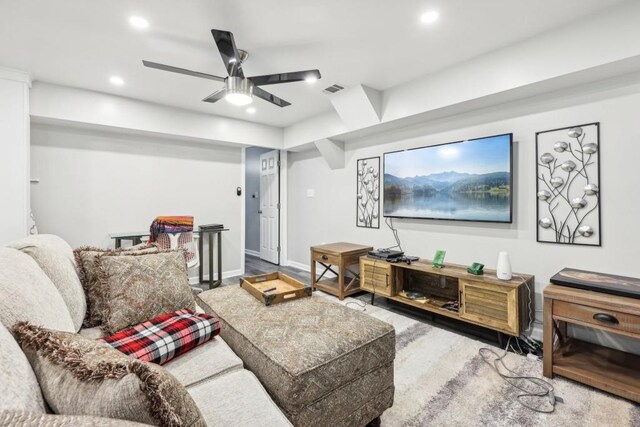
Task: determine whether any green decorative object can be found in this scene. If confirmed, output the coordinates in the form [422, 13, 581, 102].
[432, 250, 446, 269]
[467, 262, 485, 275]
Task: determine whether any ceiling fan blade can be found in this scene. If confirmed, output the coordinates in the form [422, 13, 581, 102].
[253, 87, 291, 108]
[249, 69, 321, 86]
[202, 89, 227, 103]
[211, 29, 244, 78]
[142, 60, 225, 82]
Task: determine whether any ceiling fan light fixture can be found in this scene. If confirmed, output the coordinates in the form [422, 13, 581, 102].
[225, 76, 254, 106]
[225, 92, 253, 106]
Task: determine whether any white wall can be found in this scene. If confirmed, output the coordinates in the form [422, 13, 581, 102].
[288, 84, 640, 348]
[30, 123, 243, 277]
[0, 68, 31, 243]
[245, 146, 272, 254]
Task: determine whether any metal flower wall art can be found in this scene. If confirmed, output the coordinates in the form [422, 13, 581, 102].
[356, 157, 380, 228]
[536, 123, 601, 246]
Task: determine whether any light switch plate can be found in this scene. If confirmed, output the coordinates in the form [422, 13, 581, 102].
[306, 189, 315, 198]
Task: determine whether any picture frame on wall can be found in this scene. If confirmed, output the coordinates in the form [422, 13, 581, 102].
[535, 122, 601, 246]
[356, 156, 380, 228]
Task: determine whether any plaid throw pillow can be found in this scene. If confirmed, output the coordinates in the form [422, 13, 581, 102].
[100, 309, 220, 365]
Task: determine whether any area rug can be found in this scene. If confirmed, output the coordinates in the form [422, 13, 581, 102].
[315, 291, 640, 427]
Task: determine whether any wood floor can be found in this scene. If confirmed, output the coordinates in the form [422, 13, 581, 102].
[193, 254, 312, 290]
[240, 255, 311, 285]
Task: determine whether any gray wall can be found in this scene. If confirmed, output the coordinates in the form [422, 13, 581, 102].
[245, 146, 272, 253]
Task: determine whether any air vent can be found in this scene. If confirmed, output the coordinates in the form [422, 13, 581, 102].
[322, 83, 345, 95]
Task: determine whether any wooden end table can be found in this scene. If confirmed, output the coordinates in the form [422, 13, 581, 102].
[310, 242, 373, 300]
[543, 284, 640, 403]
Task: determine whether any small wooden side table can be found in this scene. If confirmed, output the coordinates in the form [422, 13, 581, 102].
[310, 242, 373, 300]
[543, 284, 640, 403]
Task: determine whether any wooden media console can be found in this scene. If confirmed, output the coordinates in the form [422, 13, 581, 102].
[360, 256, 534, 336]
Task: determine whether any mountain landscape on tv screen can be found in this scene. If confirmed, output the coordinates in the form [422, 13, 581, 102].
[384, 171, 510, 196]
[383, 171, 511, 221]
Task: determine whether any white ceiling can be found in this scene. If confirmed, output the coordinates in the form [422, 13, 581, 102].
[0, 0, 627, 127]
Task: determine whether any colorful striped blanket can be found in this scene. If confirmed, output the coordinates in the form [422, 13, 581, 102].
[148, 215, 194, 243]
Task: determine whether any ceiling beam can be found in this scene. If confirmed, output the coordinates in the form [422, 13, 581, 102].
[330, 84, 382, 130]
[314, 138, 344, 170]
[29, 82, 284, 149]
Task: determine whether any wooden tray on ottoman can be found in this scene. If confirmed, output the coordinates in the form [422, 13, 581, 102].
[240, 272, 311, 306]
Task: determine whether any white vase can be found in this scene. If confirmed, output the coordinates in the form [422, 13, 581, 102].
[496, 251, 512, 281]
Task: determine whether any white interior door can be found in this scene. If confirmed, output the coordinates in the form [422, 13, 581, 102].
[259, 150, 280, 264]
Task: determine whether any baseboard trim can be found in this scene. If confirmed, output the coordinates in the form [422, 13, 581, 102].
[245, 249, 260, 257]
[188, 268, 243, 285]
[287, 260, 310, 272]
[287, 260, 337, 278]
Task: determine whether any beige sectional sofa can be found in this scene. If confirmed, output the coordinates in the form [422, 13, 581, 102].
[0, 234, 292, 426]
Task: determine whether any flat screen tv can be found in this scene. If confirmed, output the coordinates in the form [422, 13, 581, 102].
[383, 133, 513, 223]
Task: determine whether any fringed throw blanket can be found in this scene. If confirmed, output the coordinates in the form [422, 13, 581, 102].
[149, 216, 194, 242]
[149, 216, 198, 267]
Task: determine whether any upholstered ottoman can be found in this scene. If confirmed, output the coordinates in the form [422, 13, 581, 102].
[198, 286, 395, 427]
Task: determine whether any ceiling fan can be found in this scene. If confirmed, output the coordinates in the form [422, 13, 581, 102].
[143, 29, 321, 108]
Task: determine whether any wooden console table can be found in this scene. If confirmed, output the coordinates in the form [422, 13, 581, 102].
[543, 284, 640, 403]
[310, 243, 373, 300]
[359, 257, 534, 337]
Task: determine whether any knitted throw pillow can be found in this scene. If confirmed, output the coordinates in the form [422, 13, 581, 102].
[96, 250, 196, 334]
[12, 322, 205, 427]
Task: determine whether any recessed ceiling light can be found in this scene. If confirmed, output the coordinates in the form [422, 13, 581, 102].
[246, 107, 256, 114]
[420, 11, 439, 24]
[305, 76, 318, 84]
[129, 16, 149, 30]
[109, 76, 124, 86]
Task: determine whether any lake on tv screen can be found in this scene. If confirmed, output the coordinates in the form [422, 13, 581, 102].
[383, 135, 511, 222]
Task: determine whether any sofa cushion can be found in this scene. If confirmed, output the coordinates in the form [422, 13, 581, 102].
[0, 322, 46, 413]
[96, 250, 196, 334]
[78, 326, 106, 340]
[13, 322, 205, 427]
[188, 370, 292, 427]
[100, 309, 220, 365]
[74, 245, 159, 328]
[164, 337, 243, 388]
[5, 234, 75, 266]
[0, 248, 75, 332]
[78, 324, 243, 389]
[18, 245, 86, 332]
[0, 411, 152, 426]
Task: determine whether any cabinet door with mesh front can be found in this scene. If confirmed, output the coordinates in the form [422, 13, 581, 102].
[459, 280, 518, 335]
